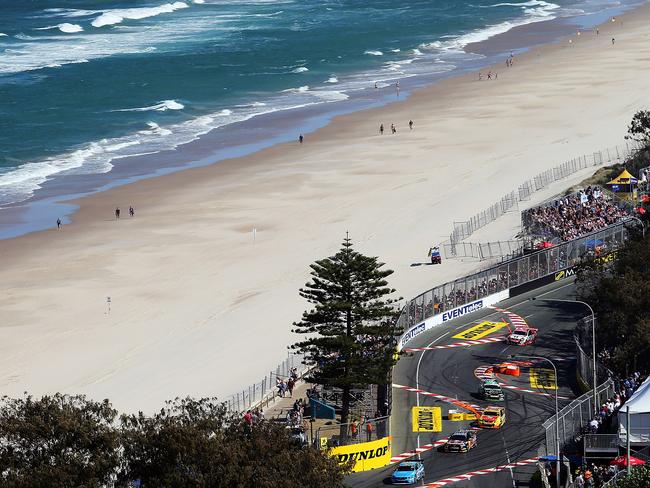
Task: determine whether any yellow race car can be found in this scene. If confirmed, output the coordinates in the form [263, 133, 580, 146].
[478, 406, 506, 429]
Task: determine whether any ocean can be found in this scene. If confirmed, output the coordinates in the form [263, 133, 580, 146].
[0, 0, 640, 234]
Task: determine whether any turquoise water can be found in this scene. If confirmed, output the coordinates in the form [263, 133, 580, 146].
[0, 0, 633, 210]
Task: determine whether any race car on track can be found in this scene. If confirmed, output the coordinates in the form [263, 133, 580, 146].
[444, 429, 478, 452]
[494, 362, 521, 376]
[479, 378, 504, 401]
[391, 461, 425, 485]
[506, 326, 538, 346]
[478, 406, 506, 429]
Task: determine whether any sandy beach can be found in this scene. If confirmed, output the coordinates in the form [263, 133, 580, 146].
[1, 5, 649, 413]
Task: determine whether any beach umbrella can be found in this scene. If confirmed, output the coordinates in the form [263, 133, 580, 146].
[610, 455, 646, 467]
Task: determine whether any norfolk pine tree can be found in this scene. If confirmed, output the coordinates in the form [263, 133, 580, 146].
[291, 235, 402, 437]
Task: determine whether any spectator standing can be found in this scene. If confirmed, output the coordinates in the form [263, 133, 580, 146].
[365, 420, 374, 442]
[350, 419, 358, 441]
[287, 377, 295, 397]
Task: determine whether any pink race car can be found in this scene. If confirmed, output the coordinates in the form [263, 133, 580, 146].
[506, 327, 538, 346]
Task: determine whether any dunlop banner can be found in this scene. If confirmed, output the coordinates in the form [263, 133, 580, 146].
[329, 436, 392, 472]
[412, 406, 442, 432]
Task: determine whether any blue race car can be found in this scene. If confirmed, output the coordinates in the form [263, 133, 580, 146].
[391, 461, 425, 484]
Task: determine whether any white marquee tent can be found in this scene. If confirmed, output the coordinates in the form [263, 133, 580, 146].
[618, 377, 650, 445]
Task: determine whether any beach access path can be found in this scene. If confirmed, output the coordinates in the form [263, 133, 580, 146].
[1, 5, 649, 413]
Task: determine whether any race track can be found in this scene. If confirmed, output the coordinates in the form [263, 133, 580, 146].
[349, 278, 589, 487]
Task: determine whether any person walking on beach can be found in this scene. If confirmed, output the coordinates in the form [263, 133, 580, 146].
[374, 82, 378, 89]
[611, 37, 615, 45]
[129, 206, 135, 217]
[487, 70, 492, 80]
[380, 123, 384, 135]
[409, 120, 413, 130]
[115, 207, 120, 219]
[299, 134, 304, 144]
[56, 218, 61, 229]
[391, 123, 396, 134]
[478, 72, 483, 81]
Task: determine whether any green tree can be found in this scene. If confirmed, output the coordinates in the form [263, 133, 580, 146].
[577, 233, 650, 375]
[626, 110, 650, 147]
[0, 394, 119, 488]
[119, 397, 347, 488]
[291, 235, 401, 434]
[614, 465, 650, 487]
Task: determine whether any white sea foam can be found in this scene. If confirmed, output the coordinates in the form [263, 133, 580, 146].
[58, 23, 84, 33]
[115, 100, 185, 112]
[365, 50, 383, 56]
[0, 33, 7, 37]
[325, 76, 338, 83]
[412, 48, 423, 56]
[1, 12, 216, 74]
[36, 23, 84, 33]
[390, 48, 401, 52]
[420, 0, 560, 53]
[282, 85, 310, 93]
[0, 77, 358, 207]
[42, 8, 101, 18]
[313, 90, 349, 102]
[291, 66, 309, 73]
[92, 2, 189, 28]
[193, 0, 205, 3]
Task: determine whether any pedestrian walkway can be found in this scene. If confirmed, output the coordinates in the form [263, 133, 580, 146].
[263, 378, 311, 420]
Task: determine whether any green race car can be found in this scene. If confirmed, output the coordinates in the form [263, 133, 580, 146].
[479, 379, 504, 401]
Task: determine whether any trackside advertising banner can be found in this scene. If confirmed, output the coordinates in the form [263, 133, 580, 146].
[397, 290, 509, 351]
[329, 436, 392, 472]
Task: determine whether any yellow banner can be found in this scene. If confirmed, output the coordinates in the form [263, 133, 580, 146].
[412, 406, 442, 432]
[329, 436, 391, 472]
[530, 368, 557, 390]
[453, 321, 507, 340]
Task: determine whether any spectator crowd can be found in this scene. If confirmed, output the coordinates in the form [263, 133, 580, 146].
[573, 372, 645, 487]
[524, 187, 630, 241]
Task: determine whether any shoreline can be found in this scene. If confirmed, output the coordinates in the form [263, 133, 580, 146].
[1, 3, 650, 413]
[0, 0, 643, 240]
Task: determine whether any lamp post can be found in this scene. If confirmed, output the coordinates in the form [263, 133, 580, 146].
[511, 354, 560, 488]
[538, 298, 597, 415]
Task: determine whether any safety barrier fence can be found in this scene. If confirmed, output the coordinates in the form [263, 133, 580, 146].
[541, 379, 616, 459]
[224, 352, 308, 412]
[447, 141, 642, 248]
[316, 416, 390, 448]
[397, 221, 630, 332]
[575, 318, 615, 388]
[441, 239, 525, 261]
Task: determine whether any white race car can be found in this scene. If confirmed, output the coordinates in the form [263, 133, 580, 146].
[506, 326, 538, 346]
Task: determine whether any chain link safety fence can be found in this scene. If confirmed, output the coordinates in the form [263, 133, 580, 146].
[223, 352, 308, 413]
[540, 379, 616, 458]
[397, 221, 630, 330]
[446, 141, 642, 248]
[441, 240, 525, 261]
[316, 416, 390, 448]
[575, 317, 615, 389]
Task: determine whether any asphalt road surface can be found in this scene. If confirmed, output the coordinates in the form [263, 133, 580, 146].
[349, 278, 590, 487]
